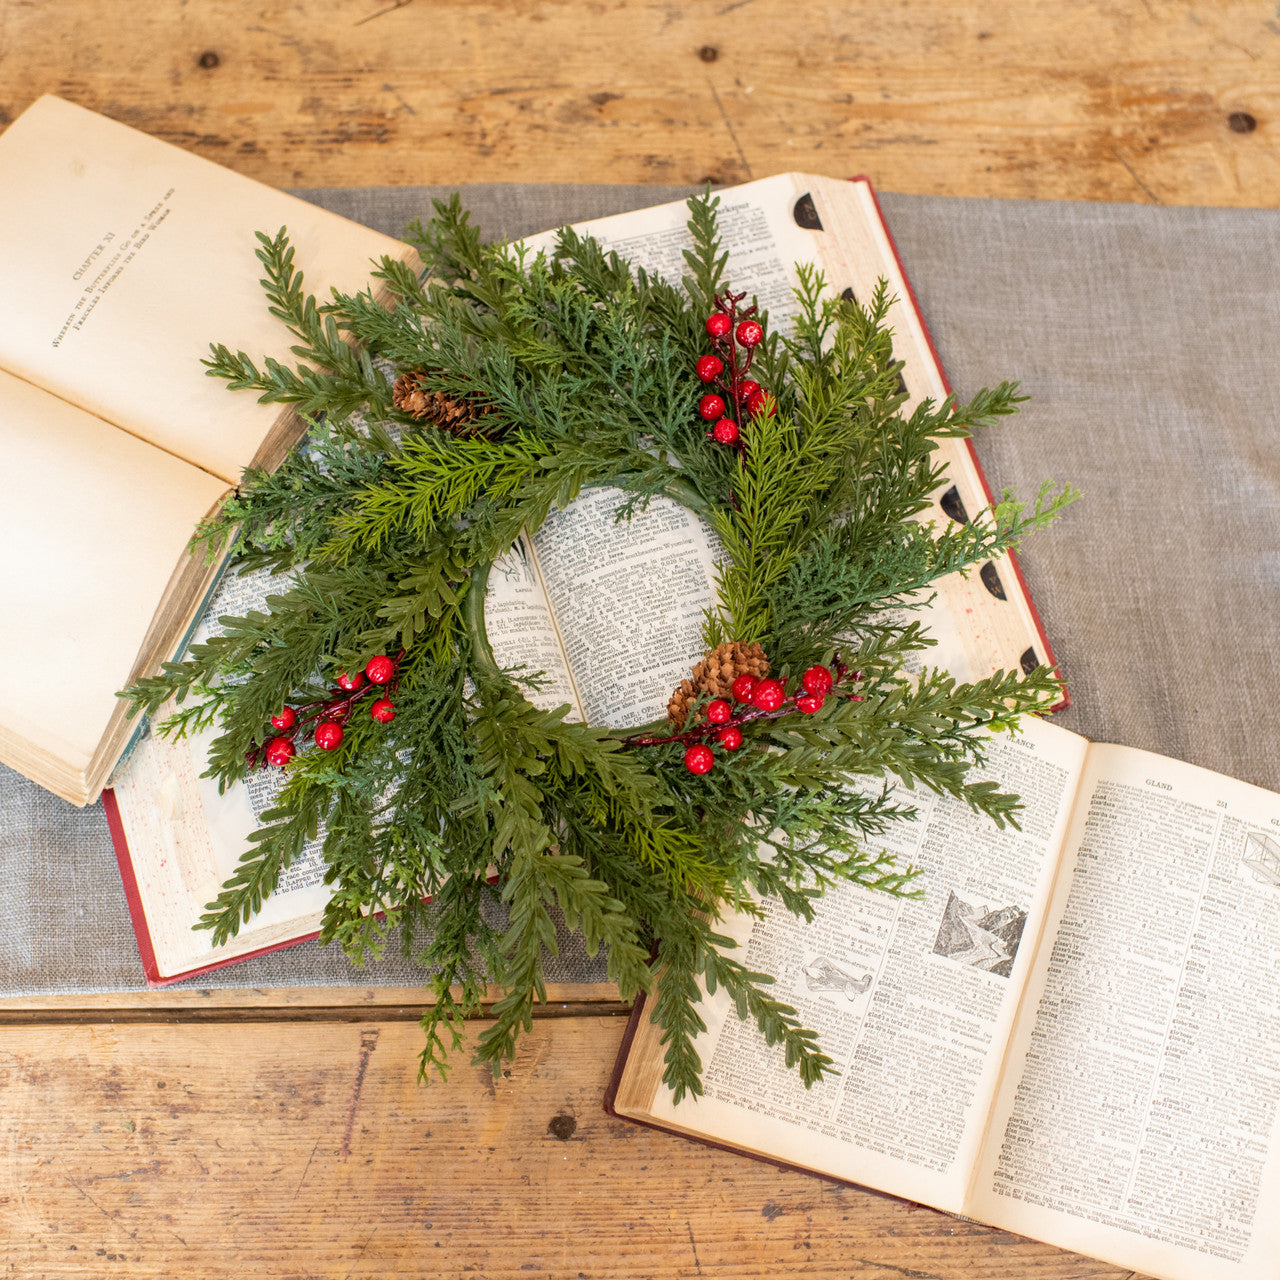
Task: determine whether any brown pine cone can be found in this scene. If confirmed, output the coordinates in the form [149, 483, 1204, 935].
[692, 641, 770, 699]
[666, 679, 697, 730]
[392, 372, 497, 437]
[666, 641, 771, 728]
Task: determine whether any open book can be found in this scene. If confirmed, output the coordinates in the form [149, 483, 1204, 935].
[0, 95, 415, 805]
[104, 566, 342, 983]
[608, 713, 1280, 1280]
[105, 173, 1057, 981]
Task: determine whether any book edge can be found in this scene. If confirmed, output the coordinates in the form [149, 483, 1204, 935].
[102, 787, 163, 985]
[142, 927, 323, 988]
[850, 175, 1068, 712]
[601, 990, 648, 1117]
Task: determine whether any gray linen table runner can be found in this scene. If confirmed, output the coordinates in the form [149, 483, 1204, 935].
[3, 182, 1277, 995]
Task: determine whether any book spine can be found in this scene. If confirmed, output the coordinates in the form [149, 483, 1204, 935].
[101, 787, 164, 986]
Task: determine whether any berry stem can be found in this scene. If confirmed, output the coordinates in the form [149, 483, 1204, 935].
[623, 671, 863, 749]
[247, 647, 406, 767]
[706, 288, 759, 466]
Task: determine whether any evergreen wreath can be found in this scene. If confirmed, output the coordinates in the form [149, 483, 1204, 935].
[126, 191, 1074, 1101]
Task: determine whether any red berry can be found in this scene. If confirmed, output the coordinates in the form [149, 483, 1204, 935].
[751, 679, 785, 712]
[796, 693, 825, 715]
[684, 744, 715, 775]
[735, 319, 763, 347]
[695, 354, 723, 382]
[731, 674, 758, 703]
[706, 699, 732, 724]
[802, 664, 834, 696]
[270, 706, 297, 731]
[265, 736, 295, 767]
[698, 392, 726, 421]
[370, 697, 396, 724]
[335, 670, 364, 692]
[737, 379, 761, 402]
[705, 312, 731, 338]
[712, 417, 739, 445]
[746, 390, 776, 418]
[717, 726, 743, 751]
[365, 654, 395, 685]
[314, 720, 344, 751]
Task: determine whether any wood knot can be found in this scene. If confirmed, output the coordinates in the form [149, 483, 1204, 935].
[198, 51, 221, 69]
[1228, 111, 1258, 134]
[547, 1113, 577, 1141]
[698, 45, 719, 62]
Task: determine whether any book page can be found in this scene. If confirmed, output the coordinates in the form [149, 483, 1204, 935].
[528, 487, 723, 729]
[0, 368, 226, 791]
[970, 746, 1280, 1280]
[537, 172, 818, 341]
[483, 540, 582, 718]
[549, 173, 1051, 687]
[621, 716, 1087, 1212]
[110, 567, 331, 978]
[0, 96, 411, 484]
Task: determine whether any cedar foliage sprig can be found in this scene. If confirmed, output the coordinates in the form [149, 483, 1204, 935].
[125, 189, 1074, 1100]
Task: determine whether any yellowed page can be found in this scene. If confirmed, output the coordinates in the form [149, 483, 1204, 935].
[549, 172, 818, 338]
[804, 174, 1050, 683]
[627, 716, 1086, 1213]
[110, 566, 336, 976]
[0, 95, 410, 484]
[0, 368, 226, 786]
[969, 745, 1280, 1280]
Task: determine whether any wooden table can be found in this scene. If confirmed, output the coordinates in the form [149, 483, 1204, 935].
[2, 3, 1276, 1275]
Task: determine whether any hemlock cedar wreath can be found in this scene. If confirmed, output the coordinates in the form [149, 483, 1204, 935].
[125, 191, 1075, 1101]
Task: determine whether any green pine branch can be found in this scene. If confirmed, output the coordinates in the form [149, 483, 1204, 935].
[203, 229, 389, 418]
[195, 784, 329, 945]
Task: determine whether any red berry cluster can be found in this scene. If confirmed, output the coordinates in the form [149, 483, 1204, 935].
[696, 290, 776, 454]
[679, 663, 863, 774]
[253, 652, 402, 769]
[630, 659, 864, 774]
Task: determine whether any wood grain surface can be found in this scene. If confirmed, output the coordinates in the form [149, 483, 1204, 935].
[0, 1017, 1147, 1280]
[0, 0, 1277, 205]
[0, 2, 1261, 1274]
